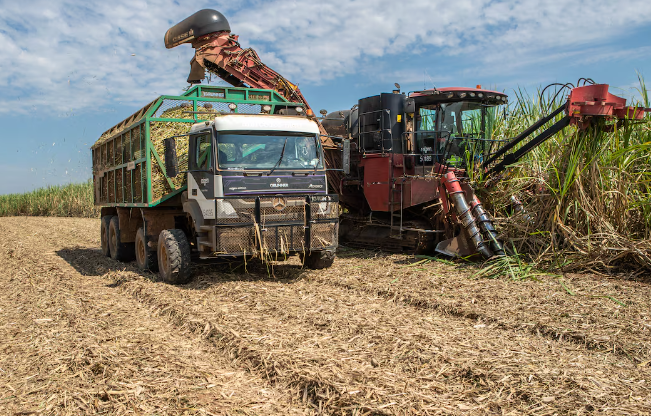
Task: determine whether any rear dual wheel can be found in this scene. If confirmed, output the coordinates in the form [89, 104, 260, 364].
[135, 227, 158, 272]
[100, 216, 112, 257]
[102, 218, 194, 284]
[108, 216, 134, 262]
[102, 215, 135, 260]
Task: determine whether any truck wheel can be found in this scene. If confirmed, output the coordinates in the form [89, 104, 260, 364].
[109, 216, 134, 262]
[302, 250, 335, 270]
[100, 216, 113, 257]
[157, 229, 192, 284]
[135, 227, 158, 272]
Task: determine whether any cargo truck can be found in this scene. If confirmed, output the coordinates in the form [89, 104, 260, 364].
[92, 85, 339, 284]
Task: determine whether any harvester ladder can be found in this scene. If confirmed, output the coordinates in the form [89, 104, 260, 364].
[389, 154, 405, 238]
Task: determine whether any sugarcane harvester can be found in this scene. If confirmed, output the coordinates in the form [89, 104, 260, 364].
[167, 9, 650, 259]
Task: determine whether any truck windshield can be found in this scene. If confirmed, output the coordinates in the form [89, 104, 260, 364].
[216, 132, 323, 170]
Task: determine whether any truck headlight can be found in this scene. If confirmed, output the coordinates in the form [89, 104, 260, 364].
[318, 202, 330, 215]
[217, 200, 238, 218]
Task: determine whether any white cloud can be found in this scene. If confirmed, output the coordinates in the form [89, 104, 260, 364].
[227, 0, 651, 82]
[0, 0, 650, 116]
[0, 0, 223, 115]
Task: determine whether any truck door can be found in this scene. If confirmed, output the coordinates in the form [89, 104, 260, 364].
[188, 131, 215, 200]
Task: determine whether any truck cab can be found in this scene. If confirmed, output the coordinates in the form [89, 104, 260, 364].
[170, 113, 338, 266]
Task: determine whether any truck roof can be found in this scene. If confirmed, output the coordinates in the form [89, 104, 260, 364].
[210, 114, 320, 135]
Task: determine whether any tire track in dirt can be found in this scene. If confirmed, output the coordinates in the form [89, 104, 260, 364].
[309, 272, 639, 360]
[8, 217, 651, 415]
[113, 271, 651, 414]
[0, 217, 310, 415]
[315, 250, 651, 361]
[48, 219, 648, 413]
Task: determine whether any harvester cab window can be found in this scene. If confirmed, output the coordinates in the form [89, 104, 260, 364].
[438, 102, 486, 165]
[195, 134, 212, 170]
[414, 107, 439, 163]
[417, 108, 437, 131]
[440, 102, 483, 138]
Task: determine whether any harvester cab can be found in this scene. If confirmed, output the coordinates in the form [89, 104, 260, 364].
[407, 87, 509, 171]
[323, 88, 508, 258]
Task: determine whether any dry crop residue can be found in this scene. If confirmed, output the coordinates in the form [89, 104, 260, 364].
[0, 217, 649, 415]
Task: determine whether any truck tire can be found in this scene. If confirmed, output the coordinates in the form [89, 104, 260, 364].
[135, 227, 158, 272]
[109, 216, 135, 262]
[100, 216, 113, 257]
[303, 250, 335, 270]
[157, 229, 192, 284]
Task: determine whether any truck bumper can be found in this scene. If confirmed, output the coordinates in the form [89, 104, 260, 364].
[197, 194, 339, 258]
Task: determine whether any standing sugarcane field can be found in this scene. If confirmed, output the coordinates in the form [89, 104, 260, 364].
[1, 2, 651, 415]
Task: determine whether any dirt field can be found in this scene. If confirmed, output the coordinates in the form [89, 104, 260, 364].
[1, 217, 649, 415]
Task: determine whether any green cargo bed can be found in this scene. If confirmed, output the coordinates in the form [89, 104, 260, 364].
[91, 85, 295, 207]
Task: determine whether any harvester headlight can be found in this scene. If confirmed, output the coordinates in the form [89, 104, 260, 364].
[477, 93, 484, 98]
[262, 104, 272, 113]
[469, 92, 476, 98]
[446, 92, 454, 99]
[458, 92, 467, 98]
[295, 106, 304, 114]
[228, 103, 237, 111]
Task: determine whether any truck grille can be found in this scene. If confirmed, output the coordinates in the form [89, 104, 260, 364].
[205, 195, 338, 256]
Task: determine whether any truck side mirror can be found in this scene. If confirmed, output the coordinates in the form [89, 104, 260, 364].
[343, 139, 351, 175]
[164, 137, 178, 177]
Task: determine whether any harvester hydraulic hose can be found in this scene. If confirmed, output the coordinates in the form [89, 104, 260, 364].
[470, 195, 505, 256]
[442, 172, 494, 259]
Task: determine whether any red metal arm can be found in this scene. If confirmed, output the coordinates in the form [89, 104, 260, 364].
[483, 84, 649, 174]
[191, 33, 312, 109]
[181, 30, 335, 147]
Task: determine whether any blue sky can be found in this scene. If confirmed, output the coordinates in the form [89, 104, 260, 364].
[1, 0, 650, 194]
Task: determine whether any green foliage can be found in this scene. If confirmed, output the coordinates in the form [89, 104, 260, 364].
[0, 181, 98, 218]
[480, 76, 651, 271]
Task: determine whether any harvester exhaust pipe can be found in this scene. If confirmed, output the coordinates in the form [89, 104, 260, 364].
[470, 195, 505, 256]
[441, 172, 493, 259]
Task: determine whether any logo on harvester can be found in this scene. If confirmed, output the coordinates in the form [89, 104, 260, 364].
[201, 178, 209, 186]
[270, 177, 288, 188]
[272, 196, 287, 211]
